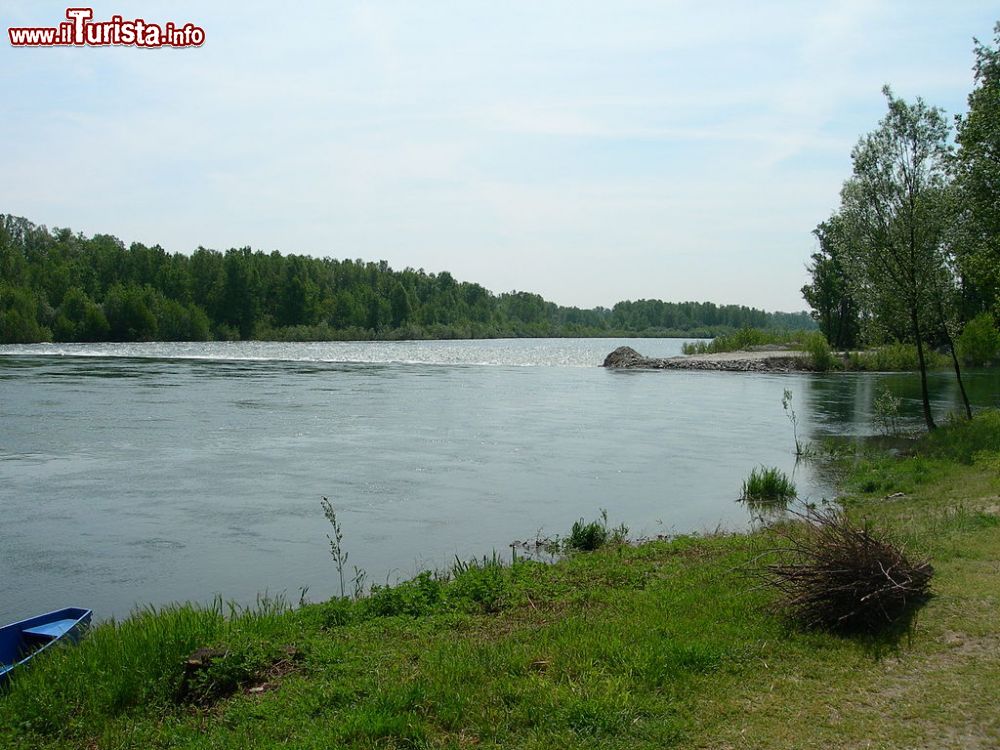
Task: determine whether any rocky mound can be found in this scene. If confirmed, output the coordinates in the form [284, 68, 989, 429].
[601, 346, 649, 368]
[602, 346, 812, 373]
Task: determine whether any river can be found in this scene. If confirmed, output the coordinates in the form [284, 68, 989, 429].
[1, 338, 996, 622]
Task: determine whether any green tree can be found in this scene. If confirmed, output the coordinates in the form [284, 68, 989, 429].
[88, 233, 127, 297]
[156, 254, 193, 304]
[0, 217, 29, 287]
[329, 290, 364, 329]
[953, 23, 1000, 319]
[0, 285, 50, 343]
[189, 247, 225, 318]
[389, 282, 413, 327]
[838, 88, 963, 430]
[220, 248, 261, 339]
[801, 214, 861, 349]
[958, 312, 1000, 365]
[0, 210, 818, 343]
[103, 284, 157, 341]
[54, 287, 110, 342]
[277, 255, 320, 327]
[153, 297, 210, 341]
[364, 289, 390, 331]
[80, 301, 112, 341]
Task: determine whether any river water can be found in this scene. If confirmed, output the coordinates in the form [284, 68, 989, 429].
[1, 338, 996, 622]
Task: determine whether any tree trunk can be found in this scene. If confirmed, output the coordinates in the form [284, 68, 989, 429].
[934, 297, 973, 421]
[943, 324, 973, 420]
[911, 310, 937, 431]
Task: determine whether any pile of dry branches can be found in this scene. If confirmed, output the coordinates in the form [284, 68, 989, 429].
[762, 508, 933, 634]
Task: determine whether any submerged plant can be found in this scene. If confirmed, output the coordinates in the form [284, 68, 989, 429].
[740, 466, 797, 504]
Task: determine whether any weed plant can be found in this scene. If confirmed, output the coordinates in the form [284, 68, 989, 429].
[565, 509, 628, 552]
[781, 389, 806, 456]
[320, 497, 349, 598]
[741, 467, 797, 504]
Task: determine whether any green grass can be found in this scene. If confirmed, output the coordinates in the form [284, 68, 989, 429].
[681, 327, 807, 355]
[844, 342, 950, 371]
[923, 410, 1000, 463]
[2, 414, 999, 749]
[740, 466, 797, 503]
[678, 327, 963, 374]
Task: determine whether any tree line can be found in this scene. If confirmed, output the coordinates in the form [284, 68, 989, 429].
[800, 23, 1000, 429]
[0, 216, 813, 345]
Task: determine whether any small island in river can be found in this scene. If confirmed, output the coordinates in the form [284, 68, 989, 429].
[602, 345, 812, 372]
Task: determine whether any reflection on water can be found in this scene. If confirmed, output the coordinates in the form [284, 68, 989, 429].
[805, 368, 999, 436]
[0, 339, 996, 622]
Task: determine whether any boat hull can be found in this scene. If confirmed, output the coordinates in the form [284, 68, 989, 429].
[0, 607, 93, 685]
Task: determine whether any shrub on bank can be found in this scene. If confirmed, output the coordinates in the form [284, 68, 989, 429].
[846, 342, 949, 371]
[802, 331, 835, 371]
[762, 509, 933, 634]
[957, 313, 1000, 366]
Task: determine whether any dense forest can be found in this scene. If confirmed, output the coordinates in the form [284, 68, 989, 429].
[0, 214, 812, 344]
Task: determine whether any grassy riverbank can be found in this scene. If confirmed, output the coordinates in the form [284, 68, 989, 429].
[2, 415, 998, 749]
[681, 328, 962, 372]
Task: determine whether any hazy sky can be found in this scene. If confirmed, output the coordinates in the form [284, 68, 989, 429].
[2, 1, 996, 311]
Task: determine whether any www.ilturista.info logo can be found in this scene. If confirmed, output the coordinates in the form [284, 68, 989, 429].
[9, 7, 205, 48]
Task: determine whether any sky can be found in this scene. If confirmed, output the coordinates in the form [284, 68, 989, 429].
[2, 1, 997, 312]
